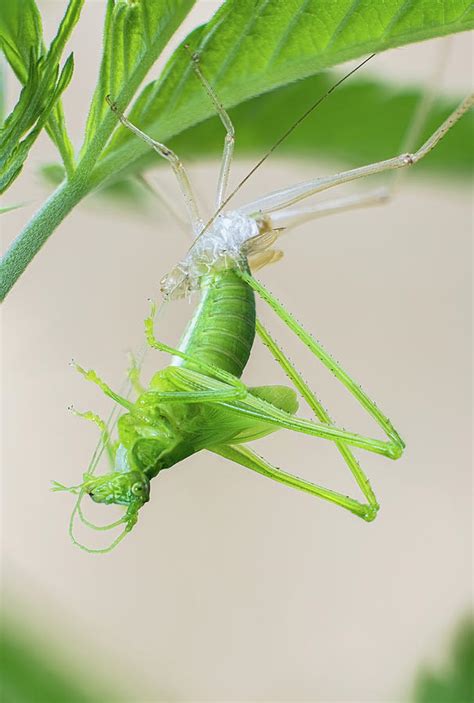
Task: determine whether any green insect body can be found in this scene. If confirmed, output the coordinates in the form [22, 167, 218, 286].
[56, 55, 473, 552]
[75, 265, 301, 533]
[60, 244, 406, 553]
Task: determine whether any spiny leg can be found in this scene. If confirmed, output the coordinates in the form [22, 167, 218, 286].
[239, 93, 473, 215]
[106, 97, 203, 236]
[186, 45, 235, 208]
[211, 444, 375, 521]
[238, 269, 404, 457]
[101, 298, 403, 458]
[219, 388, 398, 458]
[256, 320, 378, 515]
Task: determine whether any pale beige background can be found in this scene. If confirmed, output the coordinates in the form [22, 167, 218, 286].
[1, 2, 473, 702]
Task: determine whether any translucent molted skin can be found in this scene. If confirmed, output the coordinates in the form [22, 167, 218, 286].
[161, 211, 259, 299]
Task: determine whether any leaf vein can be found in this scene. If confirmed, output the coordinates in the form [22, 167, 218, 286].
[324, 0, 363, 52]
[265, 0, 313, 66]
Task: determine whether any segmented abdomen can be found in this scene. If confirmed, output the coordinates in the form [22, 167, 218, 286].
[174, 266, 256, 378]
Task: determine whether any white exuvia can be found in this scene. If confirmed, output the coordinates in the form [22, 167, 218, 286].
[160, 211, 261, 298]
[107, 55, 473, 301]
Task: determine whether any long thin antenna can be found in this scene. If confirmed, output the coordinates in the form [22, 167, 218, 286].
[191, 52, 376, 247]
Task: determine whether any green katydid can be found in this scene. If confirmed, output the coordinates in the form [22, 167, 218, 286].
[54, 50, 474, 552]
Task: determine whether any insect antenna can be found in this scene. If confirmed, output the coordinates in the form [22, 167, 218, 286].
[68, 487, 130, 554]
[190, 52, 376, 247]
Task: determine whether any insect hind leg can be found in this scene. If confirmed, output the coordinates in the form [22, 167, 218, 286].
[212, 444, 376, 521]
[255, 319, 379, 516]
[238, 270, 405, 458]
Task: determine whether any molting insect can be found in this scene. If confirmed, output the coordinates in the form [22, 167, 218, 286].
[54, 49, 474, 552]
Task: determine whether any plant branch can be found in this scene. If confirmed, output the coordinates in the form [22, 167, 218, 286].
[0, 177, 86, 300]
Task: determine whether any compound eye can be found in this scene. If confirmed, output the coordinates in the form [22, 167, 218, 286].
[132, 482, 144, 496]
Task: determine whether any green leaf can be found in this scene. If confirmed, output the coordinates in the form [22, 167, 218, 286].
[46, 0, 84, 68]
[0, 611, 121, 703]
[0, 0, 43, 83]
[168, 74, 474, 178]
[2, 0, 473, 301]
[43, 0, 85, 173]
[0, 61, 5, 123]
[412, 617, 474, 703]
[81, 0, 196, 154]
[0, 54, 74, 193]
[94, 0, 474, 184]
[0, 0, 84, 178]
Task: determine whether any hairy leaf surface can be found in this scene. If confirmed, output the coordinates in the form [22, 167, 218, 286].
[0, 0, 84, 181]
[95, 0, 473, 184]
[81, 0, 196, 153]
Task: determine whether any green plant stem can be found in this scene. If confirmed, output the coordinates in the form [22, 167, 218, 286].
[0, 0, 193, 301]
[0, 101, 125, 301]
[0, 177, 86, 300]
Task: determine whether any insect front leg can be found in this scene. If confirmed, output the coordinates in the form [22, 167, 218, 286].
[69, 406, 117, 468]
[212, 444, 376, 521]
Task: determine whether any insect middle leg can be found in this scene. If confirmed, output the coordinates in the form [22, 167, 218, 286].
[144, 303, 248, 402]
[74, 356, 246, 409]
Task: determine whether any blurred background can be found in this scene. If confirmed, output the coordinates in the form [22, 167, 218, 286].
[1, 2, 473, 701]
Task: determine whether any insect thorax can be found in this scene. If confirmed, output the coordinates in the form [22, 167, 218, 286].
[161, 211, 274, 299]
